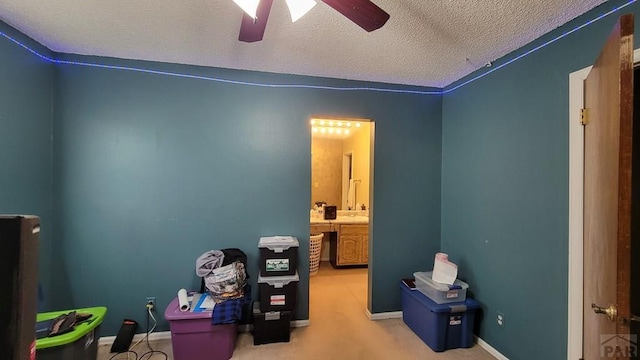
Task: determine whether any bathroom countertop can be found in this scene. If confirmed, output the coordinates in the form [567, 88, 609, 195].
[310, 216, 369, 225]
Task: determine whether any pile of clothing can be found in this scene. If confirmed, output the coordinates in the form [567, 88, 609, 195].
[196, 248, 251, 325]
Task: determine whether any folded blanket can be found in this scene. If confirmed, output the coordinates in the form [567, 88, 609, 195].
[211, 285, 252, 325]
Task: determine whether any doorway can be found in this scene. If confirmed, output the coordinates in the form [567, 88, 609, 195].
[567, 47, 640, 360]
[309, 117, 373, 319]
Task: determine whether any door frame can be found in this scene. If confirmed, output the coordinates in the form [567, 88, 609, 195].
[309, 117, 375, 313]
[567, 47, 640, 360]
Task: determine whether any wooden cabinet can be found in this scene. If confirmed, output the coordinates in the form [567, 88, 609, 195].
[332, 224, 368, 267]
[337, 234, 361, 264]
[313, 221, 368, 268]
[362, 233, 369, 263]
[310, 223, 332, 234]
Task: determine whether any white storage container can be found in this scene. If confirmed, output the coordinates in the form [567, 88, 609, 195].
[413, 271, 469, 304]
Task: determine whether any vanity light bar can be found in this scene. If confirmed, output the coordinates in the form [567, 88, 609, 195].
[311, 126, 350, 135]
[310, 119, 361, 128]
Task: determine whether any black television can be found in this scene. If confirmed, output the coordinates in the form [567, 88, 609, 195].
[0, 215, 40, 360]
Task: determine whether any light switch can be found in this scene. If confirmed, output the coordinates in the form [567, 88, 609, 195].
[314, 182, 319, 188]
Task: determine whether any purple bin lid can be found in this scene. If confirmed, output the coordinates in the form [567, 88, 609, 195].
[164, 296, 213, 321]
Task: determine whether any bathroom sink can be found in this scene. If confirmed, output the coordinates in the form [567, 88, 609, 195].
[332, 216, 369, 224]
[310, 218, 331, 225]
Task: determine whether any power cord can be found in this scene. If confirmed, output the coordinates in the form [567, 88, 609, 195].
[127, 305, 154, 355]
[138, 306, 168, 360]
[109, 303, 168, 359]
[109, 350, 138, 360]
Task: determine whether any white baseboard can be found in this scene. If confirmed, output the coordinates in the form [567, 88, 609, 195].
[365, 309, 403, 320]
[99, 320, 311, 346]
[99, 331, 171, 346]
[475, 336, 509, 360]
[292, 319, 310, 327]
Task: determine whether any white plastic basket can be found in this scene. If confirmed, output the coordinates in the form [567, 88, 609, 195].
[309, 234, 324, 276]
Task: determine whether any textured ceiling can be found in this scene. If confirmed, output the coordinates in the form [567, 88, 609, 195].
[0, 0, 608, 88]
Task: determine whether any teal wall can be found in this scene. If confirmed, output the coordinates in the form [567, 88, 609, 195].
[0, 22, 56, 309]
[48, 55, 442, 334]
[4, 0, 636, 354]
[441, 1, 640, 359]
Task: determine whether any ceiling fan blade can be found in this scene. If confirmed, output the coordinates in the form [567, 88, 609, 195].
[239, 0, 274, 42]
[321, 0, 390, 32]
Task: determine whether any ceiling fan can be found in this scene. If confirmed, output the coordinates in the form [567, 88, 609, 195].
[233, 0, 390, 42]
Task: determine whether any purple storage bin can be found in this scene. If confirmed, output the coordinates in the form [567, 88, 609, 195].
[164, 297, 237, 360]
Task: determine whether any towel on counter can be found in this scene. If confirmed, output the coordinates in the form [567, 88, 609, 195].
[347, 179, 356, 210]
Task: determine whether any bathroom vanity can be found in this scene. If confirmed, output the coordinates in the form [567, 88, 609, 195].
[310, 216, 369, 268]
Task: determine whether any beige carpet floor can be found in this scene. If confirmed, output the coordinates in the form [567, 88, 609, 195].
[98, 262, 496, 360]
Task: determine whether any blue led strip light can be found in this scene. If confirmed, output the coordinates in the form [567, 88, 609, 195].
[0, 31, 55, 62]
[0, 31, 440, 95]
[443, 0, 637, 93]
[53, 57, 442, 95]
[1, 0, 636, 95]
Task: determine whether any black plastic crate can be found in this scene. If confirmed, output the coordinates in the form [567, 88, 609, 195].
[258, 236, 299, 277]
[252, 302, 292, 345]
[258, 273, 298, 312]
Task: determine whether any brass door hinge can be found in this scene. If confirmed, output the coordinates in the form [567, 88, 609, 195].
[581, 108, 589, 125]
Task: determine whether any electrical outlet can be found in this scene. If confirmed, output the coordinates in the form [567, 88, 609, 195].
[497, 311, 505, 327]
[146, 297, 156, 310]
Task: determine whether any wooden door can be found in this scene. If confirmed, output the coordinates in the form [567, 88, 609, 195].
[583, 14, 634, 360]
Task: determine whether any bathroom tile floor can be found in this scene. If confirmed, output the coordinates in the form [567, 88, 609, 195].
[98, 261, 496, 359]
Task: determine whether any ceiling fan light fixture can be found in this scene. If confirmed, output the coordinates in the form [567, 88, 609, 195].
[285, 0, 317, 22]
[233, 0, 261, 19]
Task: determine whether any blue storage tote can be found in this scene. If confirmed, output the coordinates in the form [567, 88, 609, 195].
[400, 281, 479, 352]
